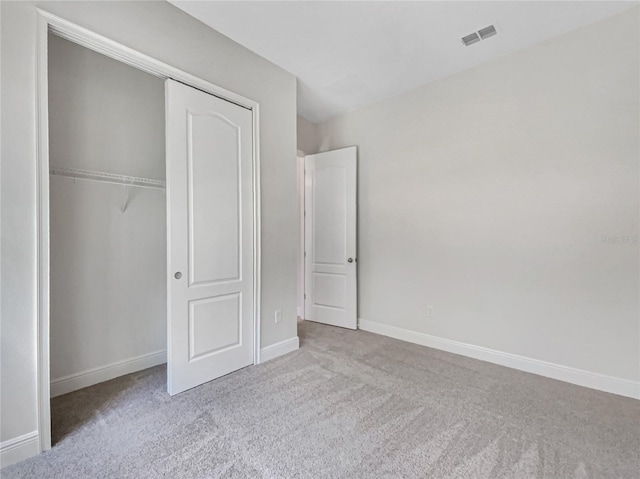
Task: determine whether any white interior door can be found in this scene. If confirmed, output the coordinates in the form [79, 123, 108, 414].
[304, 147, 357, 329]
[166, 79, 254, 395]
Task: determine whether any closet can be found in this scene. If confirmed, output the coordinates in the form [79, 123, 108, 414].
[47, 30, 257, 411]
[48, 34, 167, 398]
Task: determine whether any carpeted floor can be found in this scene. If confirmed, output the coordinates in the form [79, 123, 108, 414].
[2, 320, 639, 478]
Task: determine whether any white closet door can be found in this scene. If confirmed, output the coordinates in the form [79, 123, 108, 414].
[166, 79, 253, 395]
[304, 147, 357, 329]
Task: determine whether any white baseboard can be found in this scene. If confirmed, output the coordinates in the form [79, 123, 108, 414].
[359, 319, 640, 400]
[260, 336, 300, 363]
[0, 431, 39, 469]
[50, 350, 167, 398]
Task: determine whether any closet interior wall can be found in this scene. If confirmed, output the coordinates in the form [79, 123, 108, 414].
[48, 34, 167, 395]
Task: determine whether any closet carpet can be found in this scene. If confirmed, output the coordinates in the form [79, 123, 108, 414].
[2, 321, 638, 479]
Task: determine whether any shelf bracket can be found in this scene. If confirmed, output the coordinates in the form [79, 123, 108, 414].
[121, 184, 131, 213]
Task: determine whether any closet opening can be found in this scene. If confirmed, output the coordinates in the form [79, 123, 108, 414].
[38, 11, 261, 452]
[47, 33, 167, 444]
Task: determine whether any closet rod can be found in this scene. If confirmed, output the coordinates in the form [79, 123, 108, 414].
[49, 166, 166, 190]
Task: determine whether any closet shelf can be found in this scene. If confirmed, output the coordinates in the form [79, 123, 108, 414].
[49, 166, 166, 190]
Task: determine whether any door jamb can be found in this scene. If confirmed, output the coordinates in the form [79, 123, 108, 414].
[303, 155, 312, 321]
[35, 9, 262, 453]
[296, 151, 305, 319]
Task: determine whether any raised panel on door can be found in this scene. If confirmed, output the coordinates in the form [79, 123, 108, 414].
[166, 79, 254, 395]
[313, 166, 347, 265]
[304, 147, 357, 330]
[188, 293, 241, 361]
[188, 112, 240, 286]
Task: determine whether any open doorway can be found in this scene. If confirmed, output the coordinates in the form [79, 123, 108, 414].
[298, 147, 358, 330]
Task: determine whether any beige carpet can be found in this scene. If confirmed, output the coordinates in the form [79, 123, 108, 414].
[2, 320, 639, 478]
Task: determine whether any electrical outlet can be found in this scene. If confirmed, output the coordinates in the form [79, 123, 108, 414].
[275, 309, 282, 323]
[426, 306, 434, 318]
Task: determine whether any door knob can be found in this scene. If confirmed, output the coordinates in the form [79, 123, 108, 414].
[174, 272, 182, 279]
[347, 258, 354, 263]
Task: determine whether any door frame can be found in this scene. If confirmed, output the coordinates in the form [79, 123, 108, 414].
[35, 9, 262, 453]
[296, 151, 306, 319]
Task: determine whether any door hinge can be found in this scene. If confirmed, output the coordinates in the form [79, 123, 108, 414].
[304, 293, 306, 299]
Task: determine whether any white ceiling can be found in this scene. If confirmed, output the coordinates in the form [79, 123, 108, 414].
[170, 1, 637, 124]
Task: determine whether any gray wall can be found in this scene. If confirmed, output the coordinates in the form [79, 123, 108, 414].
[48, 35, 166, 386]
[0, 0, 297, 458]
[318, 9, 639, 382]
[297, 115, 321, 155]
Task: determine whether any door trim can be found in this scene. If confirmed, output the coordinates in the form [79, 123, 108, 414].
[35, 9, 262, 453]
[297, 153, 305, 319]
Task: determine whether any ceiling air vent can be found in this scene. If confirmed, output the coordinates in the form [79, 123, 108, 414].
[462, 25, 498, 46]
[478, 25, 497, 40]
[461, 32, 480, 47]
